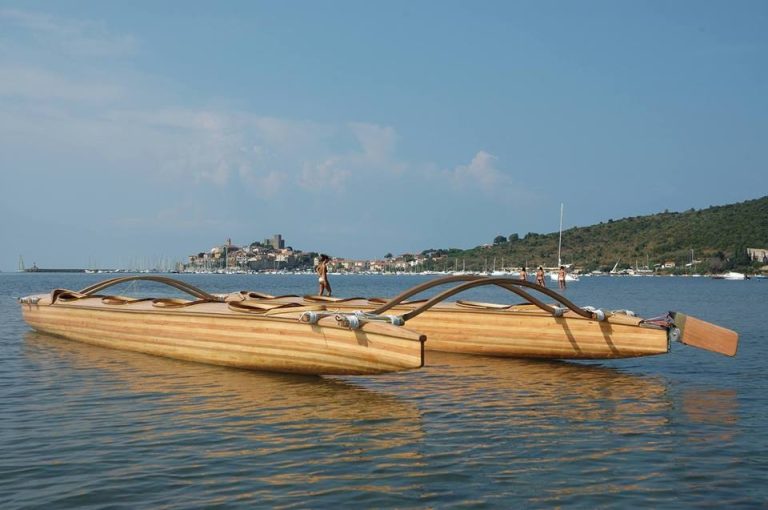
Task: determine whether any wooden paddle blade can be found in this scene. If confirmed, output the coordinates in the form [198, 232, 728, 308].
[673, 312, 739, 356]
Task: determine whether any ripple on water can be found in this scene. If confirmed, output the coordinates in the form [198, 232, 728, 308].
[1, 274, 768, 507]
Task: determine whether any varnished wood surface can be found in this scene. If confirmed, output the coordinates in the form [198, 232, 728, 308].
[20, 296, 425, 375]
[675, 312, 739, 357]
[233, 295, 669, 359]
[404, 307, 668, 358]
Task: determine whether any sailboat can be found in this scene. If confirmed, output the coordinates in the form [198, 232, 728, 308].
[549, 203, 580, 282]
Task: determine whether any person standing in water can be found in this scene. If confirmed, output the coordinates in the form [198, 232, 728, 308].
[519, 266, 527, 281]
[558, 265, 567, 289]
[535, 266, 546, 286]
[316, 254, 332, 296]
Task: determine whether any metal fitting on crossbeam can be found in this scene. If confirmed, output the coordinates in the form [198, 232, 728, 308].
[299, 311, 321, 324]
[582, 306, 606, 321]
[353, 311, 405, 326]
[336, 314, 361, 329]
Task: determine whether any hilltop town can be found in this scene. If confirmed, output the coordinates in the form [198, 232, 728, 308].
[184, 234, 429, 274]
[183, 197, 768, 276]
[183, 232, 768, 277]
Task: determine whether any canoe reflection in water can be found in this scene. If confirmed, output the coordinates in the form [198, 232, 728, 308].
[22, 331, 425, 470]
[366, 351, 674, 430]
[22, 331, 740, 506]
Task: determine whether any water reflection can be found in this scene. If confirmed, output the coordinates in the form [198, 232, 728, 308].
[681, 389, 738, 426]
[366, 351, 671, 426]
[17, 331, 744, 507]
[353, 352, 741, 505]
[21, 331, 427, 505]
[24, 329, 422, 420]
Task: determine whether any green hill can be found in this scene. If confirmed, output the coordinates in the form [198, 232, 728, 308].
[423, 196, 768, 274]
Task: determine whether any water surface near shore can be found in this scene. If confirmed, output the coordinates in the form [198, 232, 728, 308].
[1, 273, 766, 508]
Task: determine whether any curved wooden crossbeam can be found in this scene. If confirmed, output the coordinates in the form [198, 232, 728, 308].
[370, 275, 596, 320]
[369, 275, 483, 314]
[400, 279, 556, 321]
[455, 300, 518, 310]
[78, 277, 123, 294]
[77, 275, 220, 302]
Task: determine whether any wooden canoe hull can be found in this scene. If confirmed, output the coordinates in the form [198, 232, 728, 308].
[20, 298, 425, 375]
[404, 307, 669, 359]
[281, 298, 670, 359]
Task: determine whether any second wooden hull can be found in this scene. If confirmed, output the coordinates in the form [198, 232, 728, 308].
[265, 298, 670, 359]
[403, 306, 669, 359]
[20, 298, 426, 375]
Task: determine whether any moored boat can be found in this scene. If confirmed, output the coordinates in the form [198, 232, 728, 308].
[547, 203, 580, 283]
[548, 270, 580, 283]
[18, 276, 426, 376]
[714, 271, 747, 280]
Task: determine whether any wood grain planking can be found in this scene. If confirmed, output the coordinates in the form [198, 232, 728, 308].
[290, 299, 668, 358]
[22, 305, 423, 375]
[26, 306, 423, 361]
[25, 318, 420, 375]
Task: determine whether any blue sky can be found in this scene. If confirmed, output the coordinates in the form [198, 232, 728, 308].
[1, 1, 766, 270]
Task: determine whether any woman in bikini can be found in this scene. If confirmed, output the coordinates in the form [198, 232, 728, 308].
[316, 254, 332, 296]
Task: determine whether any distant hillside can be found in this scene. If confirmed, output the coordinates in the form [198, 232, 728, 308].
[427, 196, 768, 274]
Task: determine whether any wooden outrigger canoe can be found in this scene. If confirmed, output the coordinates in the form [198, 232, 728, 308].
[18, 276, 426, 376]
[227, 275, 739, 360]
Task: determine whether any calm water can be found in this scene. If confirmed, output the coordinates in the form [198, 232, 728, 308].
[1, 273, 767, 508]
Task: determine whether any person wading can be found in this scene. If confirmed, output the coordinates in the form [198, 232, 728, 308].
[316, 254, 332, 296]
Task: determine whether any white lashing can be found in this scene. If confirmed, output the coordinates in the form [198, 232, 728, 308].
[299, 310, 405, 329]
[581, 306, 607, 321]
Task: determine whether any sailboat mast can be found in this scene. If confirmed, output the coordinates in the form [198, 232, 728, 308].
[557, 203, 563, 267]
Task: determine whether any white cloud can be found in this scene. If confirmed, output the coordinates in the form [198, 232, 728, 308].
[299, 157, 351, 191]
[349, 122, 398, 162]
[0, 8, 137, 57]
[0, 9, 414, 200]
[0, 65, 124, 102]
[295, 121, 404, 191]
[238, 165, 284, 198]
[105, 109, 227, 131]
[0, 7, 515, 232]
[115, 201, 228, 230]
[451, 150, 509, 191]
[15, 103, 402, 196]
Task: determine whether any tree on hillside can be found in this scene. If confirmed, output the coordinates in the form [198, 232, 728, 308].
[493, 235, 507, 245]
[726, 243, 752, 270]
[418, 196, 768, 275]
[709, 251, 726, 273]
